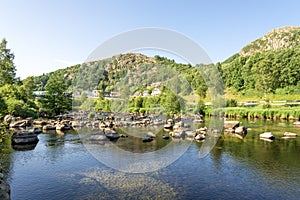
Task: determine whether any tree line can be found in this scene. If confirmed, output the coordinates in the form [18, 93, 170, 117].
[0, 39, 72, 118]
[219, 45, 300, 98]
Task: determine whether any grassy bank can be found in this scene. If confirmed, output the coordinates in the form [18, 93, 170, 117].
[207, 106, 300, 120]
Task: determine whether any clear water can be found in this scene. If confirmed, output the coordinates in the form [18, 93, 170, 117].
[1, 119, 300, 200]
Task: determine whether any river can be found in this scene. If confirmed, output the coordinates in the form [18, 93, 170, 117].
[0, 118, 299, 199]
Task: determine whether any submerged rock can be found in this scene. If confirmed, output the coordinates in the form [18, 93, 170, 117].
[142, 136, 153, 143]
[283, 132, 297, 138]
[185, 131, 196, 138]
[162, 135, 169, 140]
[29, 127, 42, 134]
[293, 121, 300, 125]
[105, 132, 119, 141]
[147, 131, 156, 138]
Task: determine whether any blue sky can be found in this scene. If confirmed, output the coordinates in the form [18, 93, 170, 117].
[1, 0, 300, 79]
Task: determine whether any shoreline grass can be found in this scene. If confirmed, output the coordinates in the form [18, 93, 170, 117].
[207, 106, 300, 120]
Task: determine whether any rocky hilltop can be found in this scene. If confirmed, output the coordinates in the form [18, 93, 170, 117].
[240, 26, 300, 56]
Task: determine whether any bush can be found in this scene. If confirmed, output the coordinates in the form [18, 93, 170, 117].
[88, 112, 95, 119]
[226, 99, 238, 107]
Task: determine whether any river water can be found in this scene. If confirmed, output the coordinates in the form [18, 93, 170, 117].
[0, 119, 299, 200]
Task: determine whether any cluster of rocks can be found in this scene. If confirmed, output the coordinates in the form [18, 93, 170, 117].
[224, 120, 247, 139]
[0, 165, 10, 200]
[166, 120, 216, 142]
[260, 131, 298, 142]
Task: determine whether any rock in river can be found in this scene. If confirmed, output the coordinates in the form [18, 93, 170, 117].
[11, 130, 39, 145]
[259, 132, 275, 140]
[142, 136, 153, 143]
[282, 132, 297, 139]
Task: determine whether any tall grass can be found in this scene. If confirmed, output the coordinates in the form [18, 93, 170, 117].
[207, 107, 300, 120]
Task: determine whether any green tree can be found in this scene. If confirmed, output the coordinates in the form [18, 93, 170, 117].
[0, 39, 17, 86]
[161, 91, 181, 114]
[0, 96, 7, 116]
[80, 92, 88, 103]
[39, 75, 72, 115]
[252, 59, 274, 99]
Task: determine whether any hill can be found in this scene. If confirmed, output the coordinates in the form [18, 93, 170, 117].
[220, 26, 300, 99]
[28, 26, 300, 102]
[240, 26, 300, 56]
[29, 53, 208, 98]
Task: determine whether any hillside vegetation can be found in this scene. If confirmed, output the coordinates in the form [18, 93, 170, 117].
[219, 26, 300, 100]
[9, 25, 300, 118]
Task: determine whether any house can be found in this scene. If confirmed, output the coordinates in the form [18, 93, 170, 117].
[142, 91, 151, 97]
[151, 88, 161, 96]
[92, 90, 101, 97]
[33, 91, 46, 98]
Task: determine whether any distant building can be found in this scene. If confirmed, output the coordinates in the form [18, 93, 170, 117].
[110, 92, 121, 98]
[143, 91, 151, 97]
[33, 91, 46, 98]
[151, 82, 162, 87]
[151, 88, 161, 96]
[104, 92, 111, 97]
[92, 90, 101, 97]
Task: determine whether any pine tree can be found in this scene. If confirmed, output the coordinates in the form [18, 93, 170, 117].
[0, 39, 17, 86]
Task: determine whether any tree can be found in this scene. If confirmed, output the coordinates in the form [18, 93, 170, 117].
[39, 75, 72, 116]
[252, 59, 274, 99]
[0, 96, 7, 116]
[0, 39, 17, 86]
[161, 90, 182, 114]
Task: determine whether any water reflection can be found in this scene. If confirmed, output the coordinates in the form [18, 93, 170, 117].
[12, 143, 37, 151]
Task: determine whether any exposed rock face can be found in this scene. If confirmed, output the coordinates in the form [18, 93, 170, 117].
[240, 26, 300, 56]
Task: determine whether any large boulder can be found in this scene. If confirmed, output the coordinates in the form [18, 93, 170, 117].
[235, 126, 247, 136]
[11, 131, 39, 145]
[260, 132, 275, 140]
[195, 133, 206, 141]
[9, 120, 27, 128]
[224, 121, 240, 129]
[90, 131, 107, 141]
[3, 115, 14, 123]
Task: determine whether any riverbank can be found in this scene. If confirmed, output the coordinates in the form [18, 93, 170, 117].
[0, 164, 10, 200]
[208, 106, 300, 120]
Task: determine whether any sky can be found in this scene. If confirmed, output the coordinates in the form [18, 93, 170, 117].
[0, 0, 300, 79]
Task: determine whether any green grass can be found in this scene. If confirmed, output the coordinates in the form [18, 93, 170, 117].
[208, 106, 300, 120]
[225, 88, 300, 102]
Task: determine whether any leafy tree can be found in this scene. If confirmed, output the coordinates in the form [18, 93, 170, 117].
[0, 96, 7, 116]
[80, 92, 88, 103]
[0, 39, 17, 86]
[252, 59, 274, 99]
[39, 75, 72, 115]
[161, 90, 182, 114]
